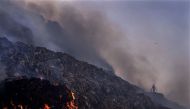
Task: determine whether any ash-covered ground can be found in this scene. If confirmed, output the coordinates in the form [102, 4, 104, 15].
[0, 37, 186, 109]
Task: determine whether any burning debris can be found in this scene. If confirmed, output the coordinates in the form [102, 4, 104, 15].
[0, 77, 78, 109]
[66, 92, 78, 109]
[44, 104, 50, 109]
[0, 37, 186, 109]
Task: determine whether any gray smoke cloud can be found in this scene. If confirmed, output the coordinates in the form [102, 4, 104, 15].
[0, 0, 189, 107]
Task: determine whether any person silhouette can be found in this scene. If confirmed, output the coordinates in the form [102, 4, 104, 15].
[151, 84, 157, 93]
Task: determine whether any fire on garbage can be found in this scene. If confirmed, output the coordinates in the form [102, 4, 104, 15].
[0, 77, 78, 109]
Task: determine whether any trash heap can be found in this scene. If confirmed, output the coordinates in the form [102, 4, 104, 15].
[0, 77, 78, 109]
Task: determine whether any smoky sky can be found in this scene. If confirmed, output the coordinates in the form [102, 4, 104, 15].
[0, 0, 189, 107]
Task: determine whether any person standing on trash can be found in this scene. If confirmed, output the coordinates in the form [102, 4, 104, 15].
[151, 84, 157, 93]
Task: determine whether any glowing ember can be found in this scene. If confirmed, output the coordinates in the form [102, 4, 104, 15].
[66, 91, 78, 109]
[71, 92, 76, 100]
[0, 78, 78, 109]
[18, 105, 23, 109]
[44, 104, 51, 109]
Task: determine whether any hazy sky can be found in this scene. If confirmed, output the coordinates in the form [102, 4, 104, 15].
[82, 1, 190, 106]
[113, 1, 190, 106]
[0, 0, 189, 107]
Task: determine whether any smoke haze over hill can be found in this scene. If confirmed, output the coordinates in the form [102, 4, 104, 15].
[0, 0, 189, 107]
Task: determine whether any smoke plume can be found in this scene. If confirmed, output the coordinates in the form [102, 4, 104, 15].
[0, 0, 189, 107]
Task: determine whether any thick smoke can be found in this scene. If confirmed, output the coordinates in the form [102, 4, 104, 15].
[0, 0, 189, 107]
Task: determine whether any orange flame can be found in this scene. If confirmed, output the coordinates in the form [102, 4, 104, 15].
[3, 91, 78, 109]
[66, 91, 78, 109]
[44, 104, 51, 109]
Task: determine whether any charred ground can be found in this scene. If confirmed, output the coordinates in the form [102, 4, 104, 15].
[0, 37, 186, 109]
[0, 77, 77, 109]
